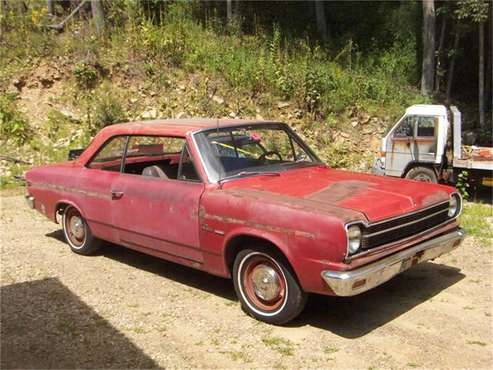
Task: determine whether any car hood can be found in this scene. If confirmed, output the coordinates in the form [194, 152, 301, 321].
[221, 165, 453, 223]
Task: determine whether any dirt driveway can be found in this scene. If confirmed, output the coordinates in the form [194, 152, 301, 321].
[1, 194, 492, 369]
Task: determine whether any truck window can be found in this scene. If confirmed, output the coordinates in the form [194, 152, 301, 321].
[393, 116, 414, 138]
[417, 117, 436, 137]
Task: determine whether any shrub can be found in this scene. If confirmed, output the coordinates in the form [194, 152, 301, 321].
[88, 84, 127, 131]
[0, 93, 32, 145]
[73, 62, 98, 89]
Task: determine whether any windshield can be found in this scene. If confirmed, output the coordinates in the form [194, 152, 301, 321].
[193, 123, 320, 182]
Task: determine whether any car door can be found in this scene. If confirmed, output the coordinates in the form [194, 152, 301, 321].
[77, 135, 128, 243]
[385, 115, 417, 177]
[111, 135, 205, 265]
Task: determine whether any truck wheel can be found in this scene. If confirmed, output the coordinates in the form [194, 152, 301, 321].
[405, 167, 438, 183]
[233, 249, 307, 325]
[62, 206, 101, 255]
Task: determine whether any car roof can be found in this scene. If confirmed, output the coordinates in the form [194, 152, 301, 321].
[99, 118, 278, 138]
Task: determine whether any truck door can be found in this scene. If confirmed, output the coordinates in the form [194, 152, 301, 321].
[413, 116, 439, 163]
[385, 115, 417, 177]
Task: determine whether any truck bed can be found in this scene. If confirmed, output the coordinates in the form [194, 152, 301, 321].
[453, 146, 493, 170]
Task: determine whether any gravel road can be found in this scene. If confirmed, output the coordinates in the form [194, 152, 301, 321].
[1, 194, 492, 369]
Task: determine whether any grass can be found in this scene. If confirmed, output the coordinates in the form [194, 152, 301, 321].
[466, 340, 487, 347]
[460, 202, 493, 241]
[262, 336, 295, 356]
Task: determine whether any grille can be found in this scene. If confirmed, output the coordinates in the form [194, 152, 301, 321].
[361, 201, 450, 249]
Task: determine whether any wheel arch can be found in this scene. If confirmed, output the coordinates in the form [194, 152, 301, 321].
[223, 232, 299, 283]
[54, 200, 85, 224]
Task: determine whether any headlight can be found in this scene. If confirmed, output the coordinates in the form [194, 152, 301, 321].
[448, 194, 461, 217]
[347, 225, 362, 254]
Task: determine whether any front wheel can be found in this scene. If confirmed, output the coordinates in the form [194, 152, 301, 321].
[62, 206, 101, 255]
[405, 166, 438, 183]
[233, 249, 307, 325]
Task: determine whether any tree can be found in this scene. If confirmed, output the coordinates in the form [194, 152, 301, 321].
[421, 0, 435, 95]
[456, 0, 489, 128]
[46, 0, 54, 15]
[314, 1, 328, 42]
[226, 0, 232, 25]
[91, 0, 104, 34]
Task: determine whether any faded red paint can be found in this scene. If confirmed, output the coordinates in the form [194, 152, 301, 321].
[26, 119, 460, 296]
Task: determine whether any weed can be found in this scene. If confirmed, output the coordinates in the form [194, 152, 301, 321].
[466, 340, 487, 346]
[262, 336, 295, 356]
[73, 62, 98, 89]
[324, 346, 339, 355]
[0, 93, 32, 145]
[456, 171, 470, 200]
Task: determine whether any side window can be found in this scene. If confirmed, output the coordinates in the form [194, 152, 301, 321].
[87, 136, 127, 172]
[178, 145, 201, 182]
[417, 117, 437, 137]
[393, 116, 415, 138]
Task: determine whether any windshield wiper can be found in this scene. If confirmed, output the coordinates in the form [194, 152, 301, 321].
[218, 171, 280, 187]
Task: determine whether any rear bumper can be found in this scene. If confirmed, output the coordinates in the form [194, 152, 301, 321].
[321, 228, 465, 296]
[25, 195, 35, 209]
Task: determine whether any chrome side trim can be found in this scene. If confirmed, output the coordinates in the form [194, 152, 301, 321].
[322, 228, 465, 296]
[364, 208, 449, 237]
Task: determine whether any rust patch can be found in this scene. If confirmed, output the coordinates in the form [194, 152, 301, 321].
[308, 180, 373, 203]
[221, 188, 363, 222]
[33, 182, 111, 200]
[201, 212, 315, 240]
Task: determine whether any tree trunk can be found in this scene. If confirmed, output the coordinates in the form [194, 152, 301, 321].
[446, 30, 460, 103]
[435, 16, 446, 93]
[421, 0, 435, 95]
[47, 0, 54, 15]
[315, 1, 328, 42]
[491, 2, 492, 121]
[479, 22, 485, 128]
[91, 0, 104, 34]
[226, 0, 232, 25]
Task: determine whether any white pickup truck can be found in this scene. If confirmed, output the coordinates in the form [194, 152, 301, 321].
[373, 104, 493, 188]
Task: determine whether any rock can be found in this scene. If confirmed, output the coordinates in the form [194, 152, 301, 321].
[149, 91, 157, 97]
[176, 111, 186, 119]
[12, 78, 26, 92]
[141, 108, 158, 119]
[212, 95, 224, 105]
[277, 102, 290, 109]
[255, 114, 264, 120]
[360, 113, 371, 124]
[351, 121, 358, 128]
[229, 112, 236, 118]
[129, 98, 138, 104]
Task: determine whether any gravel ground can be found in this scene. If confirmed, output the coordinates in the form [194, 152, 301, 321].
[1, 194, 492, 369]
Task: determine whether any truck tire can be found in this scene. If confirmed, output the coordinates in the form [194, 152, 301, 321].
[405, 166, 438, 183]
[233, 249, 307, 325]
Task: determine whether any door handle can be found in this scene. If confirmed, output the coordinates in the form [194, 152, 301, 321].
[111, 190, 124, 200]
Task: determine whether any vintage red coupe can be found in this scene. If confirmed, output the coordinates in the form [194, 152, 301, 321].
[25, 119, 465, 324]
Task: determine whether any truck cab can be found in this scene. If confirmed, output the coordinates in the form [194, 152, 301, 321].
[374, 104, 493, 186]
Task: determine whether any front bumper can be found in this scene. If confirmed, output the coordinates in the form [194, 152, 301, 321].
[321, 228, 465, 296]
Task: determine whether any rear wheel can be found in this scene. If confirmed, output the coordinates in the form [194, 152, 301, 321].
[233, 249, 307, 325]
[405, 166, 438, 183]
[62, 206, 101, 255]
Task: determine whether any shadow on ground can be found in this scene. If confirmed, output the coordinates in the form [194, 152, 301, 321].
[45, 230, 465, 339]
[292, 262, 465, 338]
[0, 278, 158, 369]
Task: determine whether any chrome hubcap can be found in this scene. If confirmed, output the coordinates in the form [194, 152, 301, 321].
[69, 216, 84, 240]
[251, 264, 281, 301]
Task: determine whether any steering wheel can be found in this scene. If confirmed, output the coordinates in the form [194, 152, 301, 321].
[258, 150, 283, 162]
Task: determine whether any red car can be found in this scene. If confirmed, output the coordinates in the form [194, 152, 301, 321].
[25, 119, 465, 324]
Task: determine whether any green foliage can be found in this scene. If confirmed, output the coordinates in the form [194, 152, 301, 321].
[0, 93, 32, 145]
[456, 171, 470, 200]
[73, 62, 98, 89]
[455, 0, 490, 23]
